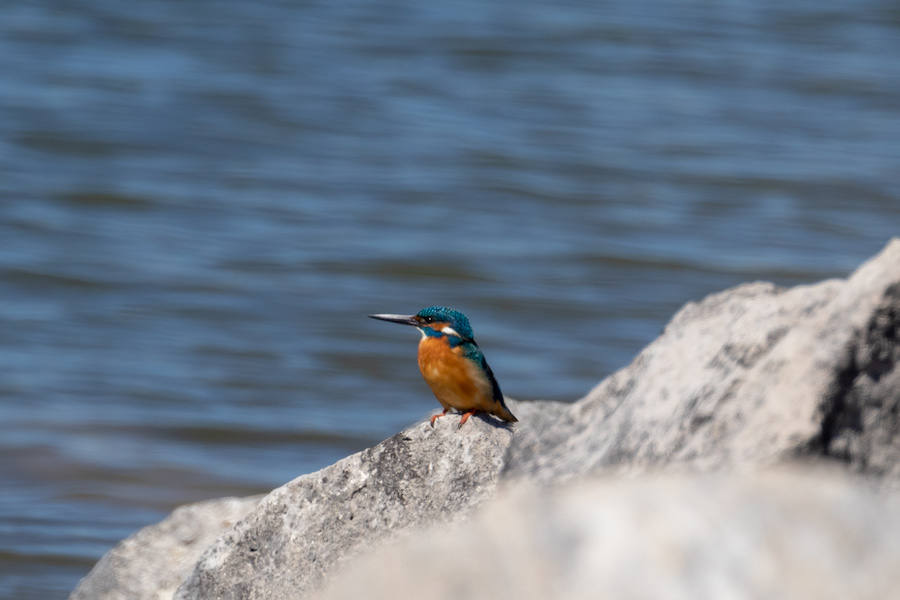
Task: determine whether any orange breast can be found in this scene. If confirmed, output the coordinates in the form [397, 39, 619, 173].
[417, 336, 493, 412]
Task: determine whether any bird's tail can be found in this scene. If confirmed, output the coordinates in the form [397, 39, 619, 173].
[493, 398, 518, 423]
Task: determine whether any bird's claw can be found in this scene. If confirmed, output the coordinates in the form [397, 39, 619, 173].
[430, 408, 449, 428]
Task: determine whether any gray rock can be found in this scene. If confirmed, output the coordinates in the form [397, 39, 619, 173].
[71, 239, 900, 600]
[505, 238, 900, 483]
[174, 414, 514, 600]
[69, 496, 263, 600]
[318, 468, 900, 600]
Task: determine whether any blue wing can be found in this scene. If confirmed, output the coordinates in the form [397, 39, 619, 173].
[462, 341, 504, 404]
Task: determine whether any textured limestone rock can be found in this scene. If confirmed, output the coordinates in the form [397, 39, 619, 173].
[505, 238, 900, 483]
[69, 496, 263, 600]
[174, 414, 515, 600]
[318, 468, 900, 600]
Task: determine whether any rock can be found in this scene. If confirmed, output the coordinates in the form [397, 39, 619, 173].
[70, 239, 900, 600]
[174, 414, 514, 600]
[505, 238, 900, 483]
[69, 495, 263, 600]
[318, 468, 900, 600]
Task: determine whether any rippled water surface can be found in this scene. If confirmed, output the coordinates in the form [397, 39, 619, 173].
[2, 1, 900, 597]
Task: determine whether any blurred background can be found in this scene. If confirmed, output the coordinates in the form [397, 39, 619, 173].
[1, 0, 899, 597]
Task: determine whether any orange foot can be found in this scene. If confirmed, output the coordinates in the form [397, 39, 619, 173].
[458, 409, 480, 429]
[430, 408, 449, 427]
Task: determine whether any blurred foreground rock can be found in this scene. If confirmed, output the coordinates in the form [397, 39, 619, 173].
[319, 468, 900, 600]
[70, 239, 900, 600]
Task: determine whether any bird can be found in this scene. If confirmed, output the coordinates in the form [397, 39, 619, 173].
[369, 306, 517, 428]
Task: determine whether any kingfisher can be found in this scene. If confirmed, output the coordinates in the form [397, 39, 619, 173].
[369, 306, 517, 428]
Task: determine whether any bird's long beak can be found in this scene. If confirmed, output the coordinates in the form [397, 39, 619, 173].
[368, 313, 419, 327]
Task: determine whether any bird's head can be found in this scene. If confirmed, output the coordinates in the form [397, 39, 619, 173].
[369, 306, 475, 342]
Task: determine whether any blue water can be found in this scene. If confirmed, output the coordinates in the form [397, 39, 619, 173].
[2, 1, 899, 597]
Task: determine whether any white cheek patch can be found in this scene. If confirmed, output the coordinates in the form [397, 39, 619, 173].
[441, 326, 459, 337]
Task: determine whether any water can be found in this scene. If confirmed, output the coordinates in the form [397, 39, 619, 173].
[2, 0, 899, 597]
